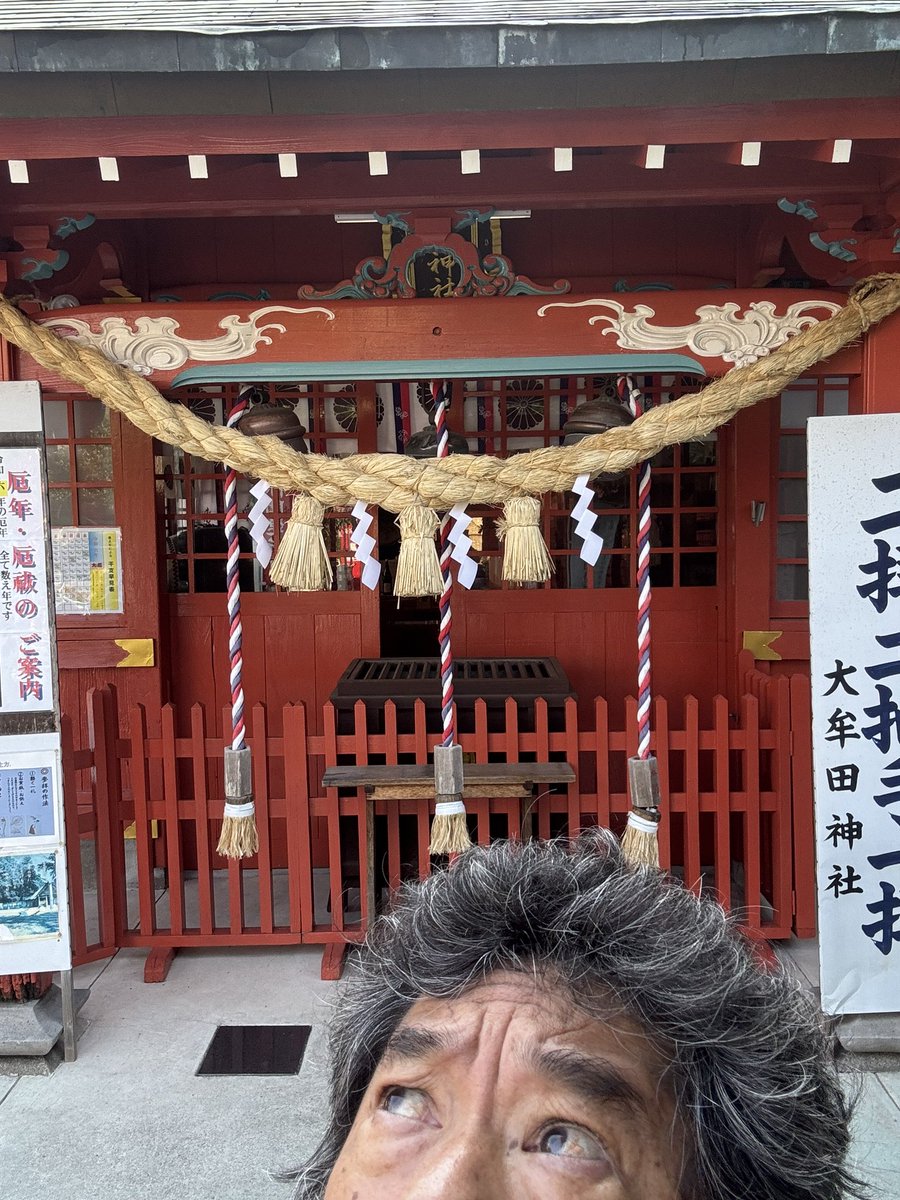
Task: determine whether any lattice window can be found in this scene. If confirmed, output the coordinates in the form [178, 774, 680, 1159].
[452, 374, 719, 590]
[156, 382, 361, 593]
[41, 396, 115, 527]
[773, 375, 854, 612]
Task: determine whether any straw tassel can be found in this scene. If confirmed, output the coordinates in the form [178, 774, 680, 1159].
[497, 495, 553, 584]
[218, 746, 258, 859]
[394, 503, 443, 597]
[269, 493, 333, 591]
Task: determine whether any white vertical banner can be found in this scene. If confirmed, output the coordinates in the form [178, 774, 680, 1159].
[809, 413, 900, 1015]
[0, 383, 71, 975]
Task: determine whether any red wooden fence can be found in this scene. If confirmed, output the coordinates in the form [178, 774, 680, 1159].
[63, 662, 815, 968]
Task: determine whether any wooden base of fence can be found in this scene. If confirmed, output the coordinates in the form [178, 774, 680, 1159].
[144, 947, 177, 984]
[320, 942, 350, 981]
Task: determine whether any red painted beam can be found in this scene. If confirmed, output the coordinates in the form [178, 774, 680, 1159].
[0, 151, 887, 220]
[1, 99, 897, 160]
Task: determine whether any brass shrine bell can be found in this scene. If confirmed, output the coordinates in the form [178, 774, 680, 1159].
[236, 398, 309, 452]
[404, 420, 470, 458]
[563, 391, 634, 480]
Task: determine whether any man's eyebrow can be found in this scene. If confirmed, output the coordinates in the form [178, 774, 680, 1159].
[528, 1048, 649, 1120]
[380, 1025, 455, 1065]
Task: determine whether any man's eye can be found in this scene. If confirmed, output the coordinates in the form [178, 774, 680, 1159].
[536, 1123, 608, 1161]
[378, 1085, 431, 1122]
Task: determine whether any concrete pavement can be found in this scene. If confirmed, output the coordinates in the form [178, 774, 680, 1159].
[0, 940, 897, 1199]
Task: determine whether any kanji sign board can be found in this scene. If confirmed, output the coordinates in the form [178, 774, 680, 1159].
[809, 413, 900, 1014]
[0, 383, 71, 975]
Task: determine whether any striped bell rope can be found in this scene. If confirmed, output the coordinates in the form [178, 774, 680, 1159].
[217, 386, 259, 859]
[620, 375, 661, 868]
[428, 380, 470, 856]
[225, 390, 250, 753]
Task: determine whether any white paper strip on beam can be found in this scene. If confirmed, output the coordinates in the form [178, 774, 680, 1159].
[460, 149, 481, 175]
[644, 144, 666, 169]
[2, 3, 896, 33]
[832, 138, 853, 163]
[553, 147, 573, 171]
[7, 160, 29, 184]
[278, 152, 298, 178]
[740, 141, 761, 166]
[368, 151, 389, 176]
[98, 156, 120, 181]
[188, 154, 209, 179]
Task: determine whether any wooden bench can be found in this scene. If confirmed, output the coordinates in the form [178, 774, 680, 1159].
[321, 761, 575, 928]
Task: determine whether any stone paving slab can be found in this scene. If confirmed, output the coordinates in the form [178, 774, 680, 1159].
[846, 1074, 900, 1198]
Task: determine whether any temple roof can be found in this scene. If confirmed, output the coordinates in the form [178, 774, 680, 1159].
[1, 1, 897, 34]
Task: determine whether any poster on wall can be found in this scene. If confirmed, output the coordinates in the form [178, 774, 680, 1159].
[0, 445, 54, 714]
[0, 384, 72, 976]
[51, 527, 123, 615]
[0, 746, 59, 844]
[809, 413, 900, 1015]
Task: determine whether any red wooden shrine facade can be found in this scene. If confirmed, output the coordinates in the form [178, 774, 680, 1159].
[2, 95, 899, 969]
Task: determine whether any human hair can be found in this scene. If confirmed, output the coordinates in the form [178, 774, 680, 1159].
[283, 830, 864, 1200]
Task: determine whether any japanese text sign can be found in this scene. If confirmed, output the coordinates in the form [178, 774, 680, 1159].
[809, 414, 900, 1014]
[0, 445, 53, 713]
[0, 382, 70, 974]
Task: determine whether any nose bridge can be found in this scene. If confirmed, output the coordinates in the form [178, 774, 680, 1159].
[406, 1121, 508, 1200]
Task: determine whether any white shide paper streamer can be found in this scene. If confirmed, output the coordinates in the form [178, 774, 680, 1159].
[248, 479, 273, 569]
[571, 473, 604, 566]
[446, 503, 478, 589]
[351, 500, 382, 590]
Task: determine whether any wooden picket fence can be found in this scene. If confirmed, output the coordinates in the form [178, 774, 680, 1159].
[62, 658, 816, 968]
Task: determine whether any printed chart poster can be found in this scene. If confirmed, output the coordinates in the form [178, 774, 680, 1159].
[0, 748, 58, 844]
[0, 850, 60, 942]
[51, 527, 123, 615]
[809, 414, 900, 1014]
[0, 445, 54, 713]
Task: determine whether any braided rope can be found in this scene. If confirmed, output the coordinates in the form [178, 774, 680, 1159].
[1, 276, 898, 510]
[225, 390, 250, 751]
[434, 382, 456, 748]
[622, 377, 652, 761]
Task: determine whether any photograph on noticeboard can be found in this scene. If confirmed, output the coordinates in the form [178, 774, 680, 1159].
[0, 851, 61, 942]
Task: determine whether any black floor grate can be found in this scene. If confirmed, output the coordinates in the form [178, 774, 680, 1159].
[196, 1025, 311, 1076]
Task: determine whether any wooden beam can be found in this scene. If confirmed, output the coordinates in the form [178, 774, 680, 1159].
[0, 98, 895, 160]
[0, 151, 887, 220]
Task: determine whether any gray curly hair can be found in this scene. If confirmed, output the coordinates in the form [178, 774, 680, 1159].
[284, 830, 863, 1200]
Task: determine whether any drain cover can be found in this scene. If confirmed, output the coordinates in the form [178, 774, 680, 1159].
[197, 1025, 311, 1076]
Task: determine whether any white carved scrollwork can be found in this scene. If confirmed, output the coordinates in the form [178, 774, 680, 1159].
[537, 298, 842, 367]
[42, 305, 335, 375]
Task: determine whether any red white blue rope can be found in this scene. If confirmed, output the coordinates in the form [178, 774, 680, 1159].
[225, 389, 250, 752]
[433, 381, 456, 749]
[621, 377, 652, 762]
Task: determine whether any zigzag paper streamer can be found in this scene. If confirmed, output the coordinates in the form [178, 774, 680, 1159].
[571, 473, 604, 566]
[446, 503, 478, 589]
[248, 479, 273, 569]
[351, 500, 382, 590]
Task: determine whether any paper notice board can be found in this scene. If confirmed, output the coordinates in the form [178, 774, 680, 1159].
[51, 527, 123, 615]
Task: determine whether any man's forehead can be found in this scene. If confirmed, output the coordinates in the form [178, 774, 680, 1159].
[388, 972, 670, 1080]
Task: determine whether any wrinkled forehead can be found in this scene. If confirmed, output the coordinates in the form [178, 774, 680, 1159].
[389, 970, 675, 1086]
